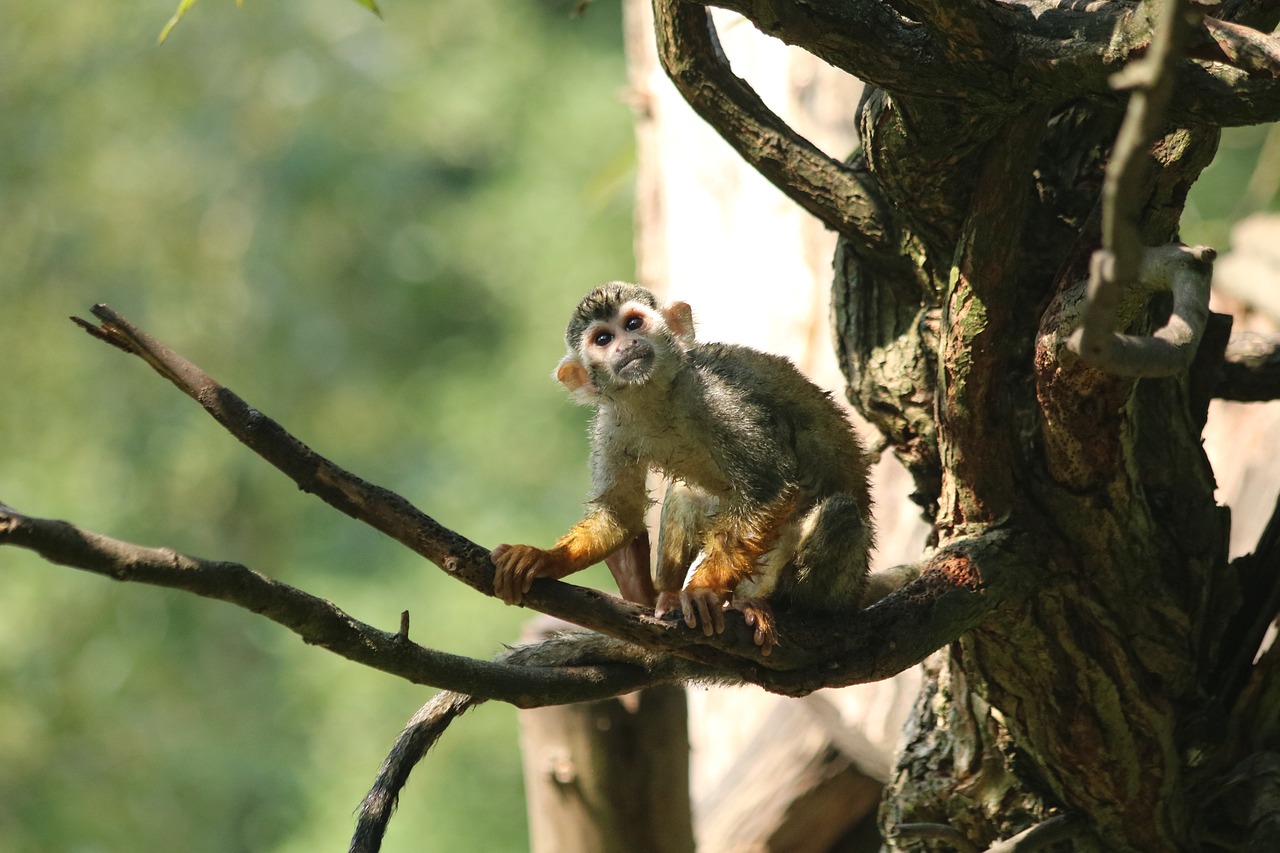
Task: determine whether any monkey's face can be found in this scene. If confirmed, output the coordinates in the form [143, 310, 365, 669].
[555, 285, 696, 405]
[583, 301, 667, 389]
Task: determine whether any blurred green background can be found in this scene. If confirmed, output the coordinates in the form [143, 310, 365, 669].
[2, 2, 1275, 852]
[0, 1, 632, 850]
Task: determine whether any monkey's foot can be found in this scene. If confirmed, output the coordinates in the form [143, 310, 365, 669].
[734, 598, 778, 656]
[677, 586, 729, 637]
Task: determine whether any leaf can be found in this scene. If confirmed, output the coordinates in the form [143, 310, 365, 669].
[157, 0, 202, 45]
[350, 0, 383, 18]
[159, 1, 379, 45]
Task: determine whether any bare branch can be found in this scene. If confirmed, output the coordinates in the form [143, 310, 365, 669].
[0, 503, 662, 705]
[693, 1, 1280, 127]
[1192, 17, 1280, 77]
[1216, 331, 1280, 401]
[892, 823, 980, 853]
[1100, 0, 1200, 283]
[1070, 243, 1217, 377]
[984, 814, 1084, 852]
[5, 307, 1035, 698]
[1067, 0, 1216, 377]
[651, 0, 895, 241]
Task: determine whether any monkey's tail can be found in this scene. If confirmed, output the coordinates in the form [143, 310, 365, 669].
[349, 690, 483, 853]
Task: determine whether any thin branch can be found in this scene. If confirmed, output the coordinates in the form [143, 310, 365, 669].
[1, 497, 1029, 697]
[1070, 0, 1212, 377]
[1070, 244, 1217, 377]
[891, 823, 980, 853]
[1215, 331, 1280, 401]
[651, 0, 894, 241]
[0, 503, 663, 706]
[985, 815, 1083, 852]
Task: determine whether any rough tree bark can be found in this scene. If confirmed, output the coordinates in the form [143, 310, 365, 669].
[642, 0, 1280, 849]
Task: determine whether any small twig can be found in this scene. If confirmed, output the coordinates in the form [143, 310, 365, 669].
[1070, 244, 1217, 377]
[1073, 0, 1211, 375]
[985, 814, 1083, 852]
[398, 610, 411, 641]
[892, 822, 981, 853]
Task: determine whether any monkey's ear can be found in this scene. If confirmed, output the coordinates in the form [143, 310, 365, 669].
[663, 301, 696, 349]
[555, 354, 598, 404]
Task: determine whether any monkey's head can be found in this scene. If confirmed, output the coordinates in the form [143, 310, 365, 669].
[556, 282, 696, 404]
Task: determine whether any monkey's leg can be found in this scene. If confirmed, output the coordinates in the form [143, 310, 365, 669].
[653, 481, 716, 616]
[680, 492, 796, 643]
[723, 529, 800, 656]
[604, 530, 656, 606]
[788, 493, 872, 613]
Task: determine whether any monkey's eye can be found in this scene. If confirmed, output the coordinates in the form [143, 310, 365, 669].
[624, 314, 644, 332]
[593, 331, 614, 347]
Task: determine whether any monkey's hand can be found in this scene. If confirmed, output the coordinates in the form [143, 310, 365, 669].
[735, 598, 778, 657]
[491, 544, 575, 605]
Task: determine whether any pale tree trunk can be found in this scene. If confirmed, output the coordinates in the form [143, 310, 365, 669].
[518, 3, 931, 849]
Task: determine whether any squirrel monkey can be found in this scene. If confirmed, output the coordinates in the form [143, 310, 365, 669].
[491, 282, 873, 653]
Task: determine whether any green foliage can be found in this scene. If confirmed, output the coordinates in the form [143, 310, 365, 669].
[0, 1, 631, 850]
[160, 1, 382, 46]
[1184, 125, 1280, 250]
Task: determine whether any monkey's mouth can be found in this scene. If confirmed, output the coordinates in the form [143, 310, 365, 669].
[615, 344, 655, 382]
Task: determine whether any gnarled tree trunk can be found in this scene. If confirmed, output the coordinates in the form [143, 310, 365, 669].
[647, 0, 1280, 849]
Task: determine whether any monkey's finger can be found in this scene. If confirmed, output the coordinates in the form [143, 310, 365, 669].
[654, 591, 681, 618]
[679, 591, 700, 630]
[497, 569, 522, 605]
[519, 565, 539, 595]
[688, 592, 719, 636]
[753, 625, 775, 656]
[494, 569, 515, 604]
[709, 601, 725, 635]
[697, 598, 716, 635]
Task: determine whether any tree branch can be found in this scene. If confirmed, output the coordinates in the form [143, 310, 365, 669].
[0, 503, 663, 706]
[1067, 0, 1218, 378]
[1194, 17, 1280, 78]
[1216, 487, 1280, 703]
[1, 497, 1031, 698]
[1070, 243, 1217, 377]
[651, 0, 895, 241]
[1100, 0, 1200, 289]
[690, 0, 1280, 128]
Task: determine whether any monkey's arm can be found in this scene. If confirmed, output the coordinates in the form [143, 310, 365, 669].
[493, 458, 648, 605]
